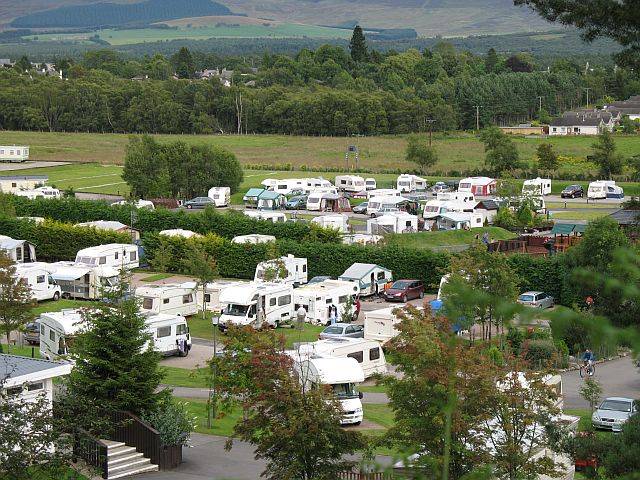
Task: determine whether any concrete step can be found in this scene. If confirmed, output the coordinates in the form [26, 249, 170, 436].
[108, 452, 144, 466]
[103, 440, 126, 450]
[107, 463, 159, 480]
[107, 445, 138, 458]
[109, 457, 152, 474]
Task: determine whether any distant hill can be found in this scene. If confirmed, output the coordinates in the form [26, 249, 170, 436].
[11, 0, 234, 28]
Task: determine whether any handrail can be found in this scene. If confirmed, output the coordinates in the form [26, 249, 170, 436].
[111, 410, 163, 467]
[74, 427, 109, 479]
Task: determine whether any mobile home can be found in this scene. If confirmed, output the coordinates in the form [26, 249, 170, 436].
[135, 282, 199, 317]
[254, 255, 308, 286]
[145, 313, 192, 357]
[306, 192, 351, 212]
[159, 229, 201, 239]
[293, 280, 359, 325]
[243, 210, 287, 223]
[0, 236, 36, 263]
[364, 178, 377, 190]
[297, 338, 387, 378]
[588, 180, 624, 199]
[48, 262, 120, 300]
[335, 175, 366, 193]
[0, 145, 29, 163]
[367, 212, 419, 235]
[339, 263, 393, 297]
[458, 177, 497, 196]
[311, 214, 349, 233]
[231, 234, 276, 244]
[217, 282, 294, 329]
[14, 263, 61, 302]
[75, 244, 139, 270]
[396, 174, 428, 193]
[0, 175, 47, 193]
[207, 187, 231, 207]
[522, 178, 552, 196]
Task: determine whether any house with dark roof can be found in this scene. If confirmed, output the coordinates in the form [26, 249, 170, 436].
[609, 209, 640, 238]
[1, 354, 71, 404]
[549, 110, 615, 136]
[474, 199, 499, 224]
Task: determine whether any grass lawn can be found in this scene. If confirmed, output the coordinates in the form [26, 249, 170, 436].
[386, 226, 516, 250]
[179, 397, 242, 437]
[162, 366, 210, 388]
[550, 211, 607, 221]
[363, 403, 395, 430]
[140, 273, 174, 282]
[31, 299, 98, 316]
[359, 384, 388, 393]
[0, 344, 41, 358]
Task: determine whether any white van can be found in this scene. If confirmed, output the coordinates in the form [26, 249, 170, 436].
[135, 282, 199, 317]
[207, 187, 231, 207]
[254, 255, 308, 286]
[49, 262, 120, 300]
[397, 174, 428, 193]
[297, 338, 387, 378]
[293, 280, 359, 325]
[364, 178, 377, 191]
[522, 178, 551, 196]
[218, 282, 294, 329]
[75, 244, 139, 270]
[14, 263, 61, 302]
[335, 175, 366, 193]
[243, 210, 287, 223]
[145, 313, 192, 357]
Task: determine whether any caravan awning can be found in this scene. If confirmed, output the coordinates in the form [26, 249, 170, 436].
[243, 188, 264, 199]
[550, 223, 585, 235]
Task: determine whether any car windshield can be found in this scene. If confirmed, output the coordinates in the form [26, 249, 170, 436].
[223, 304, 249, 317]
[323, 326, 344, 335]
[519, 294, 535, 302]
[599, 400, 632, 412]
[391, 280, 412, 289]
[332, 383, 359, 400]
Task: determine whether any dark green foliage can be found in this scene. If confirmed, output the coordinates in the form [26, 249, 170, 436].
[505, 254, 571, 305]
[405, 134, 438, 173]
[485, 48, 501, 73]
[479, 126, 521, 175]
[536, 143, 559, 171]
[171, 47, 195, 79]
[505, 53, 535, 72]
[349, 26, 368, 62]
[522, 338, 557, 367]
[588, 130, 624, 179]
[601, 415, 640, 477]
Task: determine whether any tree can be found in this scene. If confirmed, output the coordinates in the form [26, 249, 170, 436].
[172, 47, 195, 79]
[588, 130, 623, 179]
[505, 53, 535, 72]
[479, 126, 522, 176]
[628, 155, 640, 181]
[14, 55, 31, 73]
[619, 115, 639, 134]
[485, 48, 500, 73]
[405, 134, 438, 173]
[0, 192, 16, 217]
[579, 378, 602, 413]
[0, 252, 35, 353]
[536, 143, 559, 172]
[349, 26, 369, 62]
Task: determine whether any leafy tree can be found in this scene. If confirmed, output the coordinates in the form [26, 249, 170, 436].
[14, 55, 31, 72]
[536, 143, 559, 172]
[0, 192, 16, 217]
[141, 398, 194, 447]
[479, 126, 522, 175]
[349, 25, 368, 62]
[122, 135, 167, 199]
[628, 155, 640, 181]
[619, 115, 639, 134]
[172, 47, 195, 79]
[485, 47, 500, 73]
[405, 134, 438, 173]
[505, 53, 534, 72]
[0, 252, 35, 352]
[579, 378, 602, 413]
[588, 130, 623, 179]
[601, 415, 640, 477]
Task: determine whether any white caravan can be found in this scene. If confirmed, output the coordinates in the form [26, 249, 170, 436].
[111, 199, 155, 210]
[364, 305, 422, 344]
[48, 262, 120, 300]
[335, 175, 366, 193]
[75, 244, 139, 270]
[0, 236, 36, 263]
[366, 188, 401, 200]
[366, 196, 409, 217]
[231, 234, 276, 244]
[522, 178, 552, 196]
[254, 255, 308, 286]
[339, 263, 393, 297]
[159, 229, 201, 239]
[207, 187, 231, 207]
[0, 145, 29, 162]
[436, 191, 476, 204]
[145, 313, 192, 357]
[196, 280, 248, 312]
[364, 178, 377, 190]
[14, 186, 61, 200]
[297, 338, 387, 378]
[311, 214, 349, 233]
[135, 282, 199, 317]
[342, 234, 383, 246]
[293, 280, 359, 325]
[367, 212, 419, 235]
[14, 263, 61, 302]
[397, 174, 428, 193]
[243, 210, 287, 223]
[588, 180, 624, 199]
[458, 177, 497, 196]
[218, 282, 294, 328]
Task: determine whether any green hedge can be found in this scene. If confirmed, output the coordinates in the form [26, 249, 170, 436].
[0, 218, 131, 262]
[505, 255, 573, 306]
[10, 197, 340, 244]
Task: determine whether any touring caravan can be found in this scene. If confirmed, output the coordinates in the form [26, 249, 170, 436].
[366, 196, 407, 217]
[436, 212, 484, 230]
[243, 210, 287, 223]
[522, 178, 552, 196]
[397, 174, 428, 193]
[75, 244, 139, 270]
[367, 189, 401, 200]
[48, 262, 120, 300]
[437, 191, 476, 204]
[588, 180, 624, 199]
[159, 229, 201, 239]
[311, 214, 349, 233]
[458, 177, 497, 196]
[342, 234, 383, 246]
[367, 212, 419, 235]
[306, 192, 351, 212]
[196, 280, 248, 312]
[217, 282, 294, 329]
[111, 199, 154, 210]
[231, 234, 276, 244]
[335, 175, 366, 193]
[135, 282, 199, 317]
[293, 280, 360, 325]
[364, 305, 423, 344]
[0, 145, 29, 163]
[145, 313, 192, 357]
[364, 178, 377, 191]
[207, 187, 231, 207]
[339, 263, 393, 297]
[13, 186, 61, 200]
[293, 357, 365, 425]
[14, 263, 61, 302]
[297, 338, 387, 378]
[254, 255, 308, 286]
[0, 236, 36, 263]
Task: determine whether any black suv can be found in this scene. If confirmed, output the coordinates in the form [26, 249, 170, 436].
[561, 185, 584, 198]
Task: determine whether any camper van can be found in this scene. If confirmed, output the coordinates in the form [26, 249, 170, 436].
[135, 282, 199, 317]
[364, 178, 377, 191]
[588, 180, 624, 199]
[207, 187, 231, 207]
[14, 263, 61, 302]
[231, 234, 276, 244]
[335, 175, 366, 193]
[254, 255, 308, 286]
[48, 262, 120, 300]
[294, 356, 365, 425]
[196, 280, 248, 312]
[218, 282, 294, 329]
[297, 338, 387, 378]
[293, 280, 360, 325]
[311, 214, 349, 233]
[145, 313, 192, 357]
[367, 212, 419, 235]
[339, 263, 393, 297]
[522, 178, 551, 196]
[243, 210, 287, 223]
[75, 244, 139, 270]
[397, 174, 428, 193]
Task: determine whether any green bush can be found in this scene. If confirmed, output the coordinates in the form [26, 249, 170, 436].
[522, 338, 557, 368]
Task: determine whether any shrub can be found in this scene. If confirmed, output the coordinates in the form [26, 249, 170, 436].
[142, 398, 195, 447]
[506, 328, 524, 354]
[522, 338, 557, 368]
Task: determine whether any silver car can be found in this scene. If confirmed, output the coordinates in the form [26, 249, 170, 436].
[517, 291, 554, 309]
[319, 323, 364, 340]
[592, 397, 637, 432]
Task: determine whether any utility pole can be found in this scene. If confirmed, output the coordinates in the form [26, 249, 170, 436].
[425, 118, 436, 147]
[473, 105, 483, 132]
[583, 87, 591, 109]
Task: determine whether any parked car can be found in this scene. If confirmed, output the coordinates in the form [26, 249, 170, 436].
[432, 182, 450, 195]
[285, 195, 307, 210]
[561, 185, 584, 198]
[308, 275, 332, 285]
[517, 291, 554, 309]
[319, 323, 365, 340]
[382, 279, 425, 302]
[352, 202, 368, 214]
[592, 397, 638, 432]
[184, 197, 215, 209]
[24, 322, 40, 345]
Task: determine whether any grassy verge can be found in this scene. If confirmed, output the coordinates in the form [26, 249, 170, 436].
[179, 398, 242, 437]
[363, 403, 395, 430]
[359, 384, 388, 393]
[386, 227, 516, 250]
[31, 299, 98, 316]
[140, 273, 173, 282]
[0, 344, 41, 358]
[550, 211, 607, 221]
[162, 366, 211, 388]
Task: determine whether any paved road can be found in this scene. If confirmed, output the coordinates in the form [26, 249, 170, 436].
[0, 160, 70, 171]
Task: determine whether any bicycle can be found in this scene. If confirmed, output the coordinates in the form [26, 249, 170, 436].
[579, 361, 596, 378]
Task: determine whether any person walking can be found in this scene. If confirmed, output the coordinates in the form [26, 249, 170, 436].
[329, 305, 337, 325]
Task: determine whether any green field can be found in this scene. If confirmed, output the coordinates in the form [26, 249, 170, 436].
[386, 227, 517, 251]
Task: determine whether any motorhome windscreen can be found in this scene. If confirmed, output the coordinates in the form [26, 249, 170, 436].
[332, 383, 359, 400]
[223, 304, 249, 316]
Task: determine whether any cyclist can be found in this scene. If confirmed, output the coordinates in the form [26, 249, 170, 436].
[583, 349, 595, 369]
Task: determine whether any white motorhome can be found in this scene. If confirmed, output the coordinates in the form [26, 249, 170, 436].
[397, 174, 428, 193]
[0, 145, 29, 162]
[135, 282, 199, 317]
[366, 188, 401, 200]
[0, 236, 36, 263]
[159, 229, 201, 239]
[367, 212, 419, 235]
[48, 262, 120, 300]
[207, 187, 231, 207]
[364, 178, 377, 190]
[75, 244, 139, 270]
[293, 280, 359, 325]
[196, 280, 248, 312]
[14, 186, 61, 200]
[339, 263, 393, 297]
[231, 234, 276, 244]
[297, 338, 387, 378]
[522, 178, 551, 196]
[218, 282, 294, 329]
[14, 263, 61, 302]
[294, 356, 365, 425]
[145, 313, 192, 357]
[304, 178, 334, 194]
[366, 195, 409, 217]
[588, 180, 624, 199]
[243, 210, 287, 223]
[335, 175, 366, 193]
[311, 214, 349, 233]
[111, 199, 155, 210]
[254, 255, 308, 286]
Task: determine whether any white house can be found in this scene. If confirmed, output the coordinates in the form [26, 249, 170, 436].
[549, 111, 616, 136]
[0, 146, 29, 163]
[0, 354, 71, 407]
[0, 175, 47, 193]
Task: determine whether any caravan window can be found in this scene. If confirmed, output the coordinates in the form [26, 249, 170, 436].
[49, 330, 55, 342]
[36, 275, 45, 284]
[278, 295, 292, 306]
[115, 252, 119, 260]
[347, 351, 364, 363]
[376, 272, 386, 280]
[303, 264, 307, 272]
[163, 298, 170, 304]
[370, 347, 381, 361]
[204, 294, 211, 303]
[27, 382, 44, 392]
[16, 247, 22, 262]
[157, 326, 171, 338]
[182, 294, 193, 304]
[130, 251, 137, 261]
[176, 324, 188, 335]
[338, 295, 349, 304]
[99, 257, 106, 265]
[270, 297, 277, 307]
[40, 324, 45, 335]
[326, 298, 333, 305]
[142, 298, 153, 309]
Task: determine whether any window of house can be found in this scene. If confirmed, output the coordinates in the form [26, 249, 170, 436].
[182, 294, 193, 304]
[142, 298, 153, 310]
[176, 324, 188, 335]
[370, 347, 381, 361]
[36, 275, 45, 284]
[278, 295, 291, 306]
[7, 387, 22, 396]
[157, 326, 171, 338]
[270, 297, 277, 306]
[347, 351, 363, 363]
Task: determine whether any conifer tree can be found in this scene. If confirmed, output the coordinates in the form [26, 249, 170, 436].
[349, 26, 369, 62]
